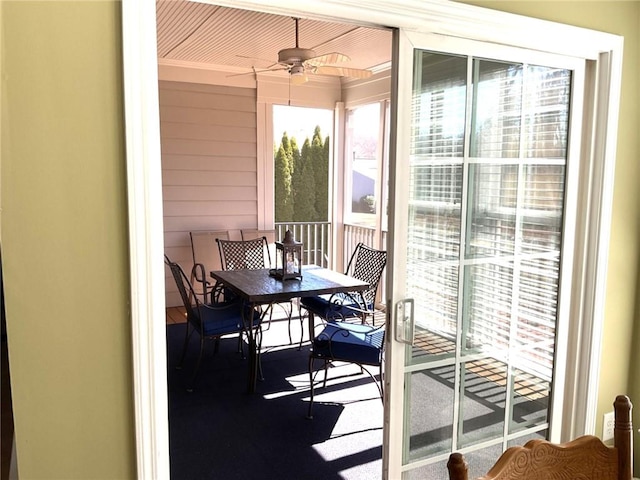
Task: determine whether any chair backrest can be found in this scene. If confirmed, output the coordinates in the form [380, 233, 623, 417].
[447, 395, 633, 480]
[217, 237, 269, 271]
[241, 229, 277, 267]
[241, 229, 276, 244]
[164, 255, 201, 328]
[345, 243, 387, 307]
[189, 230, 229, 280]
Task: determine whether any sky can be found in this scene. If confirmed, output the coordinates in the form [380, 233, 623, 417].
[273, 105, 333, 146]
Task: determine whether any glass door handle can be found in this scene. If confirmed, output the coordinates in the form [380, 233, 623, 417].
[394, 298, 415, 345]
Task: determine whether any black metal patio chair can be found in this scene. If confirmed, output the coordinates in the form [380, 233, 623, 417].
[164, 255, 261, 392]
[217, 236, 295, 342]
[300, 243, 387, 346]
[307, 320, 385, 419]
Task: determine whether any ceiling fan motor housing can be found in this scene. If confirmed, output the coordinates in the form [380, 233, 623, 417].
[278, 47, 317, 64]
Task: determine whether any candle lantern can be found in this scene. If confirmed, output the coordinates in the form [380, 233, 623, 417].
[274, 230, 303, 280]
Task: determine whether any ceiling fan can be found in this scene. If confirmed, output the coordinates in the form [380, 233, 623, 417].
[241, 18, 373, 84]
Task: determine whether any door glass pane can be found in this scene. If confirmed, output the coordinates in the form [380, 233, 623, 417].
[405, 458, 449, 480]
[521, 165, 565, 254]
[412, 52, 467, 158]
[523, 66, 570, 158]
[511, 367, 550, 433]
[402, 47, 572, 475]
[454, 444, 505, 479]
[459, 359, 507, 448]
[408, 51, 466, 367]
[471, 60, 523, 158]
[462, 262, 513, 357]
[406, 368, 454, 461]
[466, 163, 518, 258]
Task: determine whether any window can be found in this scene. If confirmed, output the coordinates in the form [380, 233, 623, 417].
[346, 103, 382, 224]
[272, 105, 333, 223]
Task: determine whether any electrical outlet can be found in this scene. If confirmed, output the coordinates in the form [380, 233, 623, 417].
[603, 411, 615, 441]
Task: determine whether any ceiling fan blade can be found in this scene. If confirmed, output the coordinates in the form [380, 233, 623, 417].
[235, 54, 278, 68]
[314, 65, 373, 79]
[226, 66, 288, 78]
[306, 52, 350, 66]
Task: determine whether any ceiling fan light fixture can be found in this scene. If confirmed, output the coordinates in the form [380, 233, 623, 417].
[291, 73, 308, 85]
[289, 64, 307, 85]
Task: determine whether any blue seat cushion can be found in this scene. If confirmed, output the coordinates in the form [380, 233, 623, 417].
[312, 321, 384, 366]
[301, 294, 372, 321]
[199, 302, 261, 337]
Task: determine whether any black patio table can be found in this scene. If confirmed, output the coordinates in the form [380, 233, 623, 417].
[210, 265, 369, 393]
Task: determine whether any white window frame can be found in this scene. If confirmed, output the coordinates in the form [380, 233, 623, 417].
[122, 1, 623, 478]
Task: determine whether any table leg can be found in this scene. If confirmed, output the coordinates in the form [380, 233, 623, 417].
[246, 302, 269, 393]
[307, 311, 315, 347]
[245, 302, 258, 393]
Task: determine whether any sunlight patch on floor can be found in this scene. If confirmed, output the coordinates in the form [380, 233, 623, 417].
[311, 392, 383, 465]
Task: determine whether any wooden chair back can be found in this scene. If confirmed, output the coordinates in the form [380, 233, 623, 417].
[190, 230, 229, 274]
[447, 395, 633, 480]
[189, 230, 229, 302]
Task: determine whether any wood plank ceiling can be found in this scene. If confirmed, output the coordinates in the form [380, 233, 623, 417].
[156, 1, 393, 80]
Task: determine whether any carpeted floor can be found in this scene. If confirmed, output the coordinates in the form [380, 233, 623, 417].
[166, 313, 549, 479]
[166, 318, 384, 480]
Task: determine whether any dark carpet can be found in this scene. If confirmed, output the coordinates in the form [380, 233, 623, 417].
[166, 320, 384, 480]
[166, 319, 548, 480]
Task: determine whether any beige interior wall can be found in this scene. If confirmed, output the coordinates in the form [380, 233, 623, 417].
[459, 0, 640, 471]
[0, 2, 135, 478]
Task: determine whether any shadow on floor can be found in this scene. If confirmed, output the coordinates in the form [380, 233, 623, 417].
[166, 318, 384, 480]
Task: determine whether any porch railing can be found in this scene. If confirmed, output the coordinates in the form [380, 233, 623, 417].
[275, 221, 387, 307]
[275, 221, 332, 268]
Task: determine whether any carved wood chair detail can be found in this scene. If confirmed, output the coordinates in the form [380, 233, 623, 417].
[447, 395, 633, 480]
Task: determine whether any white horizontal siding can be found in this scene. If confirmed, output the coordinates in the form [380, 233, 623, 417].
[160, 80, 258, 306]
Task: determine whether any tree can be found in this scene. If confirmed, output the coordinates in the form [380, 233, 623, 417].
[293, 138, 317, 221]
[274, 144, 293, 221]
[281, 132, 294, 175]
[290, 136, 300, 176]
[274, 125, 330, 223]
[312, 129, 329, 221]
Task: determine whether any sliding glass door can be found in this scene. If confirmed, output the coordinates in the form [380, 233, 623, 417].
[385, 31, 584, 478]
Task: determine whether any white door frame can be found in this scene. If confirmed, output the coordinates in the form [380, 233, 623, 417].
[122, 1, 623, 478]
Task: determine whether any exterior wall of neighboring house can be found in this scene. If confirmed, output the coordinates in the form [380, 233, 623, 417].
[159, 81, 258, 306]
[0, 1, 637, 479]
